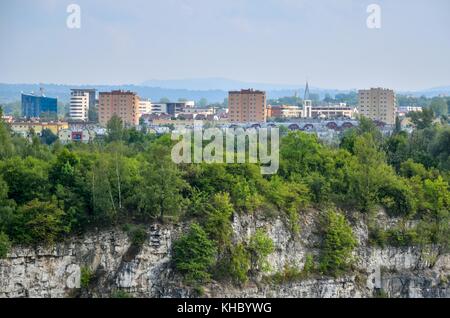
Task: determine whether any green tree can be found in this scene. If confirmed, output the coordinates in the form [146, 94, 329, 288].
[198, 98, 208, 107]
[430, 98, 448, 117]
[409, 108, 434, 129]
[348, 133, 390, 212]
[12, 199, 67, 245]
[172, 223, 217, 283]
[0, 157, 51, 205]
[0, 119, 14, 159]
[132, 164, 187, 221]
[202, 192, 234, 252]
[319, 210, 357, 276]
[106, 115, 125, 142]
[40, 128, 58, 145]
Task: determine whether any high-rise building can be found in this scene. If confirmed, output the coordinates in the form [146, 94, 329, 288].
[21, 93, 58, 119]
[98, 90, 140, 127]
[358, 88, 396, 125]
[228, 89, 267, 123]
[70, 89, 96, 122]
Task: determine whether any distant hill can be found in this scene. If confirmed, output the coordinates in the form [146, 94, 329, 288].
[0, 82, 352, 105]
[401, 86, 450, 98]
[1, 81, 449, 105]
[141, 77, 302, 91]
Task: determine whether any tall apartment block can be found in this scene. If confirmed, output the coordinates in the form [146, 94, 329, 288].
[98, 90, 140, 127]
[70, 89, 96, 121]
[358, 88, 396, 125]
[228, 89, 267, 123]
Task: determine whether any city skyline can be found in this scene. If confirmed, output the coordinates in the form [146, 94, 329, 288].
[1, 0, 450, 91]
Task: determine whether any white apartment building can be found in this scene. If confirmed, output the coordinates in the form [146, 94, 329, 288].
[139, 99, 152, 115]
[70, 89, 96, 122]
[358, 88, 396, 125]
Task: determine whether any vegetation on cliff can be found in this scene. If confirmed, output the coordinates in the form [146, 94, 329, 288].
[0, 111, 449, 284]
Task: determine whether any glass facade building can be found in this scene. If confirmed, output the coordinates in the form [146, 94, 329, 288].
[21, 93, 58, 119]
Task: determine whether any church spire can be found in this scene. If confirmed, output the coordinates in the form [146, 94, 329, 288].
[304, 81, 310, 100]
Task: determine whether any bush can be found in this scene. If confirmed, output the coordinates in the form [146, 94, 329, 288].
[303, 254, 315, 275]
[202, 192, 234, 252]
[319, 210, 357, 276]
[0, 232, 11, 258]
[124, 224, 147, 247]
[80, 266, 93, 289]
[111, 290, 133, 298]
[172, 223, 217, 284]
[226, 243, 251, 285]
[268, 264, 304, 284]
[248, 229, 275, 272]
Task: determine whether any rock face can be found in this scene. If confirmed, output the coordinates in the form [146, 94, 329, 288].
[0, 212, 449, 298]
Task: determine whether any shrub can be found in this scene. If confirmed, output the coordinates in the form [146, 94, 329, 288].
[303, 254, 315, 274]
[319, 210, 357, 277]
[111, 290, 133, 298]
[202, 192, 234, 252]
[248, 229, 275, 272]
[226, 243, 251, 285]
[0, 232, 11, 258]
[172, 223, 217, 284]
[124, 224, 147, 247]
[268, 264, 303, 284]
[80, 266, 93, 289]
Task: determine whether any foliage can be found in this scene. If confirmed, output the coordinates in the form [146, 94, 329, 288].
[124, 224, 147, 247]
[80, 266, 93, 289]
[0, 232, 11, 258]
[319, 210, 357, 276]
[172, 223, 217, 283]
[111, 290, 133, 298]
[248, 229, 275, 272]
[11, 198, 67, 245]
[225, 243, 251, 285]
[202, 192, 234, 252]
[0, 113, 449, 280]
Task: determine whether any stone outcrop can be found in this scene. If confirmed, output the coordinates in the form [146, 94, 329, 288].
[0, 211, 449, 298]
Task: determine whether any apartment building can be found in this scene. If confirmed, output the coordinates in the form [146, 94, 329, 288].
[358, 88, 396, 125]
[139, 99, 152, 115]
[98, 90, 140, 126]
[228, 89, 267, 123]
[70, 89, 96, 121]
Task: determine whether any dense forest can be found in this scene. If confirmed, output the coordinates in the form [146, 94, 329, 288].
[0, 110, 449, 286]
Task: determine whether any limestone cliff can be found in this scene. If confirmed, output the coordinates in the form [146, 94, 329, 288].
[1, 211, 449, 298]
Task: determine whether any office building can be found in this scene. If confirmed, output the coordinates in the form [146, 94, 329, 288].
[98, 90, 140, 126]
[21, 93, 57, 119]
[358, 88, 396, 125]
[228, 89, 267, 122]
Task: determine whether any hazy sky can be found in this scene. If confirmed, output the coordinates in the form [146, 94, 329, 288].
[1, 0, 449, 90]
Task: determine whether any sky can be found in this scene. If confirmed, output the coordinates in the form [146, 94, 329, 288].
[0, 0, 449, 91]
